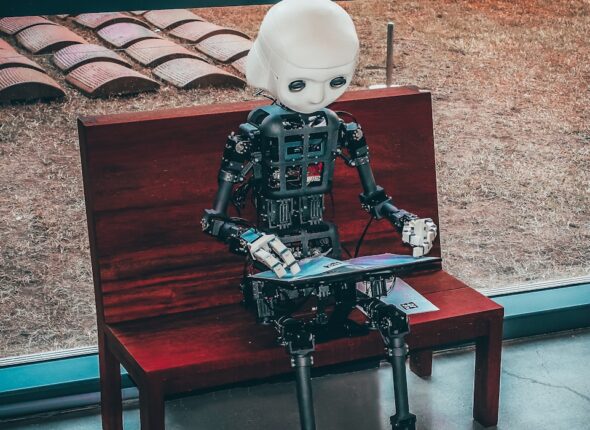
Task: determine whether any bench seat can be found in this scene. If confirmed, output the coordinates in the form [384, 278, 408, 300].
[106, 269, 502, 398]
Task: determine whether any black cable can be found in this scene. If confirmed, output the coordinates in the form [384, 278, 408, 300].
[254, 89, 277, 103]
[354, 216, 374, 258]
[387, 276, 397, 294]
[335, 110, 358, 124]
[242, 254, 253, 278]
[328, 190, 352, 258]
[328, 190, 336, 219]
[231, 178, 253, 216]
[229, 216, 253, 229]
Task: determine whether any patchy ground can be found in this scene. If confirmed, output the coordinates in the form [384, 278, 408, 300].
[0, 0, 589, 357]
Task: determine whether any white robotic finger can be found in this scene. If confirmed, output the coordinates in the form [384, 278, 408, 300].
[403, 218, 438, 257]
[402, 223, 412, 244]
[253, 248, 287, 278]
[268, 238, 301, 275]
[289, 261, 301, 275]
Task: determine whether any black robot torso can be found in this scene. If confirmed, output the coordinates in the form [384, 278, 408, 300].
[245, 104, 341, 259]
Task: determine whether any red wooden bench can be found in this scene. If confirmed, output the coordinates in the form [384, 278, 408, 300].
[78, 86, 503, 430]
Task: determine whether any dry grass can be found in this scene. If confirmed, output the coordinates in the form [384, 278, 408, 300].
[0, 0, 589, 357]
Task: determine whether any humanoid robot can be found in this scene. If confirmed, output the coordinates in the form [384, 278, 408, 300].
[201, 1, 438, 429]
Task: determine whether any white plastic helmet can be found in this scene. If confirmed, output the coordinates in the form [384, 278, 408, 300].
[246, 0, 359, 114]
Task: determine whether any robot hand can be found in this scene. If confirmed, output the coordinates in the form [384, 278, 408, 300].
[402, 218, 437, 258]
[240, 229, 301, 278]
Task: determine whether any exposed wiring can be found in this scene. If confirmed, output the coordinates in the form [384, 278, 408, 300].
[354, 215, 374, 258]
[228, 216, 253, 228]
[335, 110, 358, 124]
[328, 190, 336, 219]
[254, 89, 277, 103]
[242, 254, 254, 279]
[328, 190, 353, 258]
[231, 178, 253, 216]
[387, 276, 397, 294]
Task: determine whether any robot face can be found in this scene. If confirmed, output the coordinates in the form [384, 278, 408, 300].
[246, 0, 359, 114]
[273, 61, 356, 114]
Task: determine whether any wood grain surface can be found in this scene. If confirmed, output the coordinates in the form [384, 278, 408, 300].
[79, 86, 440, 324]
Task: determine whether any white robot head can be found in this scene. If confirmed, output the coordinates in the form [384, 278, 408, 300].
[246, 0, 359, 114]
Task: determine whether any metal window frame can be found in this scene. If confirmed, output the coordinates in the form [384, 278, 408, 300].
[1, 1, 281, 17]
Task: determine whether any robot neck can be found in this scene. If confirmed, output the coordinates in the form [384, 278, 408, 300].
[272, 101, 332, 118]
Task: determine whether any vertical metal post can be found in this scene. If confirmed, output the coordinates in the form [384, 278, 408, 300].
[293, 354, 317, 430]
[386, 22, 395, 87]
[387, 335, 416, 430]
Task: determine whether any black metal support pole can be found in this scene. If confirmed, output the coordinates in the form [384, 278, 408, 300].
[293, 353, 317, 430]
[387, 335, 416, 430]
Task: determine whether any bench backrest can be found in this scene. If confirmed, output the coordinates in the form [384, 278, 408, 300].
[78, 87, 440, 324]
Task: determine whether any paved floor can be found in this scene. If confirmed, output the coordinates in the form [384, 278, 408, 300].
[3, 329, 590, 430]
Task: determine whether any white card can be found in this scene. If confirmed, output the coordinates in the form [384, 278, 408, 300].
[378, 278, 439, 315]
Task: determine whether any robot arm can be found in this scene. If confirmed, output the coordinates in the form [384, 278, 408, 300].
[201, 131, 254, 254]
[201, 130, 300, 277]
[339, 120, 437, 257]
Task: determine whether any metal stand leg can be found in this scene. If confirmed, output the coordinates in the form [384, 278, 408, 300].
[356, 297, 417, 430]
[387, 335, 416, 430]
[277, 317, 318, 430]
[292, 353, 317, 430]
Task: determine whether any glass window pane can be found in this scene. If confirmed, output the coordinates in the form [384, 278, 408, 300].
[1, 1, 587, 359]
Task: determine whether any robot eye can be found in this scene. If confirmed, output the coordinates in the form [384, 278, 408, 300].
[288, 80, 306, 92]
[330, 77, 347, 88]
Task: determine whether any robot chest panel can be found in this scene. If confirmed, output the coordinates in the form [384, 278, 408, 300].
[261, 134, 337, 197]
[245, 105, 342, 198]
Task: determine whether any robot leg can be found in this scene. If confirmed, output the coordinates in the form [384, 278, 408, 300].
[387, 334, 416, 430]
[277, 317, 317, 430]
[358, 298, 416, 430]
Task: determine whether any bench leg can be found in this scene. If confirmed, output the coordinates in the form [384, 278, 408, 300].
[139, 380, 165, 430]
[409, 349, 433, 378]
[473, 316, 503, 427]
[99, 337, 123, 430]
